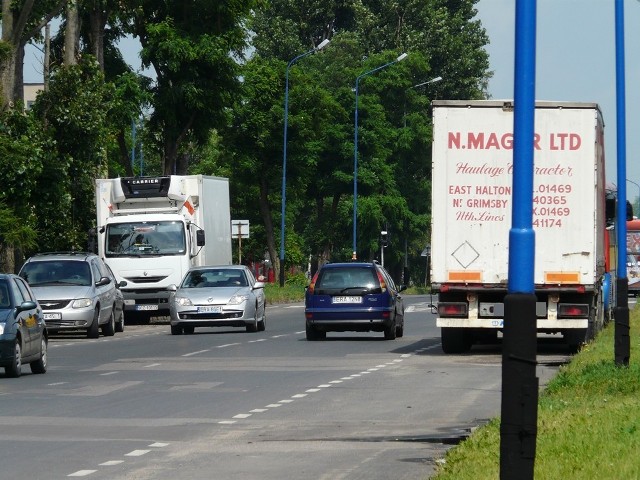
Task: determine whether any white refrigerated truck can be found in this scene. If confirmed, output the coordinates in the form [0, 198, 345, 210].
[95, 175, 232, 320]
[430, 100, 612, 353]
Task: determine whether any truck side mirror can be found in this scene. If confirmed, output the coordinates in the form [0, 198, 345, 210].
[196, 229, 205, 246]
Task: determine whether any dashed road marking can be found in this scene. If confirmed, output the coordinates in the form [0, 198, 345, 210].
[68, 470, 96, 477]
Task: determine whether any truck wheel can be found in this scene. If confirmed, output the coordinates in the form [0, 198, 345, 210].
[441, 328, 472, 354]
[5, 340, 22, 377]
[565, 329, 587, 353]
[30, 337, 48, 374]
[87, 308, 100, 339]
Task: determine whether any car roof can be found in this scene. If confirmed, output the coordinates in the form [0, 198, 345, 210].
[319, 262, 376, 269]
[25, 252, 97, 262]
[189, 265, 247, 271]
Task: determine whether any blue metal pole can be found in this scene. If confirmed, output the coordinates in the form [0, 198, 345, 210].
[614, 0, 630, 366]
[352, 54, 407, 260]
[500, 1, 538, 478]
[280, 43, 328, 286]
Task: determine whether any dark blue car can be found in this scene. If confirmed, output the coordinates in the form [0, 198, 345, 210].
[0, 274, 48, 377]
[304, 262, 405, 340]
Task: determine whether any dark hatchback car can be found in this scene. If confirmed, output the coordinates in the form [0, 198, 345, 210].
[0, 274, 47, 377]
[304, 262, 405, 340]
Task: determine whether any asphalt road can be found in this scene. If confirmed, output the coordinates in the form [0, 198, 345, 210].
[0, 295, 573, 480]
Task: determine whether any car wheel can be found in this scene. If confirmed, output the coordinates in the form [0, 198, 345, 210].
[30, 337, 48, 374]
[102, 309, 116, 337]
[246, 306, 258, 333]
[395, 312, 404, 338]
[183, 326, 195, 334]
[87, 308, 100, 339]
[384, 319, 397, 340]
[306, 323, 325, 341]
[258, 307, 266, 332]
[170, 325, 183, 335]
[5, 339, 22, 378]
[115, 310, 125, 333]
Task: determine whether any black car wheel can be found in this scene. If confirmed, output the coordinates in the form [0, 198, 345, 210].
[258, 308, 266, 331]
[246, 307, 258, 333]
[170, 325, 183, 335]
[115, 310, 125, 333]
[306, 323, 326, 341]
[30, 337, 48, 374]
[384, 319, 397, 340]
[87, 308, 100, 339]
[5, 340, 22, 378]
[102, 309, 116, 337]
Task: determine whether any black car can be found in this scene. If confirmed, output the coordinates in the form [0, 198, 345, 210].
[0, 274, 47, 377]
[304, 262, 405, 340]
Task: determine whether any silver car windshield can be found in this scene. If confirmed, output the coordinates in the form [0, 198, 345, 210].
[20, 261, 92, 287]
[106, 221, 186, 256]
[182, 269, 248, 288]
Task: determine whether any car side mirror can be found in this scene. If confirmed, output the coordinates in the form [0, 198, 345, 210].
[253, 281, 265, 290]
[17, 301, 37, 313]
[96, 276, 111, 287]
[118, 280, 128, 288]
[167, 284, 177, 292]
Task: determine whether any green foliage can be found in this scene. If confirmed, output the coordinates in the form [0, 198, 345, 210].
[433, 307, 640, 480]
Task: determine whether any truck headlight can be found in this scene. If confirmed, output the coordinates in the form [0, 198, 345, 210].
[175, 296, 193, 306]
[72, 298, 92, 309]
[228, 294, 248, 305]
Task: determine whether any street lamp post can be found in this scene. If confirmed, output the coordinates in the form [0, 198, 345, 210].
[404, 75, 443, 127]
[352, 52, 408, 260]
[280, 39, 330, 287]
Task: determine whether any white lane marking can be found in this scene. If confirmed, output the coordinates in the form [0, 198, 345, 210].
[125, 450, 151, 457]
[392, 359, 403, 363]
[182, 349, 210, 357]
[350, 374, 362, 377]
[99, 461, 124, 466]
[219, 420, 237, 424]
[100, 372, 119, 376]
[360, 371, 371, 375]
[233, 414, 252, 419]
[317, 384, 332, 388]
[149, 442, 169, 447]
[144, 363, 161, 368]
[278, 399, 294, 403]
[376, 364, 387, 368]
[68, 471, 97, 477]
[248, 339, 267, 343]
[329, 380, 342, 384]
[340, 377, 354, 380]
[284, 305, 305, 309]
[265, 404, 282, 408]
[48, 382, 68, 386]
[217, 343, 240, 348]
[250, 408, 268, 413]
[306, 388, 320, 393]
[271, 335, 286, 338]
[292, 394, 307, 398]
[401, 354, 412, 358]
[295, 330, 305, 334]
[367, 368, 379, 372]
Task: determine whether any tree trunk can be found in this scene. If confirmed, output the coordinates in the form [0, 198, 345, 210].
[258, 176, 279, 278]
[64, 0, 79, 66]
[87, 6, 107, 70]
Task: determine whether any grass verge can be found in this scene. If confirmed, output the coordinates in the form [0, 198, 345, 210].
[432, 304, 640, 479]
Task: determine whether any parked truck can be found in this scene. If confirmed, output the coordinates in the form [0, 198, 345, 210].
[95, 175, 232, 321]
[430, 100, 611, 353]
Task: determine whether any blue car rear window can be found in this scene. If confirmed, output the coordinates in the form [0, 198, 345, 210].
[315, 267, 380, 294]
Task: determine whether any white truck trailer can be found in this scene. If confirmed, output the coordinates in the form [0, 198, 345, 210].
[95, 175, 232, 320]
[430, 100, 611, 353]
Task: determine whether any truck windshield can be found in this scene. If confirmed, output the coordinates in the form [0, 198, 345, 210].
[106, 221, 186, 256]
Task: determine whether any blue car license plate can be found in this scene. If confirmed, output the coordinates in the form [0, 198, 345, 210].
[332, 296, 362, 304]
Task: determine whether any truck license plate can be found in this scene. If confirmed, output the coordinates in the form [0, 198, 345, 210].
[332, 296, 362, 304]
[136, 305, 159, 311]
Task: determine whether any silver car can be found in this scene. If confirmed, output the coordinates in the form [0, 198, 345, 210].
[168, 265, 266, 335]
[18, 252, 125, 338]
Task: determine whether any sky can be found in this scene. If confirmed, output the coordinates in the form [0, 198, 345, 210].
[475, 0, 640, 200]
[22, 2, 640, 199]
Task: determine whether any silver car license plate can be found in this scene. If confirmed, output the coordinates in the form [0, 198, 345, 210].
[43, 313, 61, 320]
[197, 306, 222, 313]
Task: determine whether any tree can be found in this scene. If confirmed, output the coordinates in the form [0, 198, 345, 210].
[123, 0, 259, 175]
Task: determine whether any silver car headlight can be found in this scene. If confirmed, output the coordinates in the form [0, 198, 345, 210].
[0, 323, 4, 335]
[72, 298, 92, 309]
[175, 296, 193, 307]
[228, 294, 249, 305]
